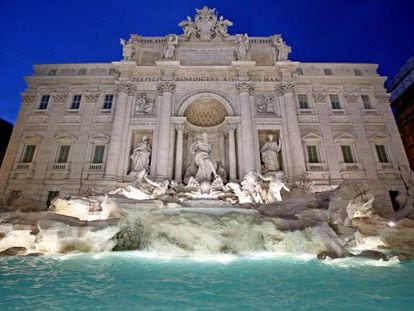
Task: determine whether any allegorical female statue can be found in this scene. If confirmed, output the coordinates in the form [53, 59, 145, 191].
[260, 134, 282, 172]
[130, 136, 151, 173]
[189, 133, 218, 182]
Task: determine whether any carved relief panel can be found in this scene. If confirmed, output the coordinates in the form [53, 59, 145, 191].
[133, 92, 156, 116]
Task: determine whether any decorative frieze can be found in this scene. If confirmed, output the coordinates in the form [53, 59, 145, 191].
[343, 93, 359, 103]
[22, 92, 36, 103]
[84, 92, 100, 103]
[255, 94, 275, 114]
[157, 81, 176, 94]
[374, 92, 391, 103]
[312, 92, 326, 103]
[135, 93, 156, 115]
[116, 82, 136, 96]
[52, 93, 69, 103]
[236, 81, 255, 94]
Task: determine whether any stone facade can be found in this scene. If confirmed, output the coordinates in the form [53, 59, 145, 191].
[0, 7, 409, 215]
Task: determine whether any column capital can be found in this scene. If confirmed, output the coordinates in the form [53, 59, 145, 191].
[157, 81, 176, 94]
[275, 79, 295, 96]
[226, 122, 239, 132]
[115, 81, 136, 96]
[236, 81, 255, 95]
[173, 122, 186, 132]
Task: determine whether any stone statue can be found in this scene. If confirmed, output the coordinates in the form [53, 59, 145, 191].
[120, 38, 135, 61]
[135, 93, 154, 114]
[235, 34, 249, 61]
[261, 134, 282, 172]
[224, 182, 253, 204]
[215, 16, 233, 38]
[130, 136, 151, 175]
[162, 34, 178, 60]
[241, 172, 264, 204]
[395, 166, 414, 220]
[178, 6, 233, 41]
[258, 171, 290, 203]
[178, 16, 197, 39]
[189, 133, 218, 183]
[273, 35, 291, 61]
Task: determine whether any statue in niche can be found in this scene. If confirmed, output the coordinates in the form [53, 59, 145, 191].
[234, 34, 249, 61]
[129, 136, 151, 185]
[135, 93, 154, 114]
[215, 16, 233, 38]
[261, 134, 282, 172]
[162, 34, 178, 60]
[258, 171, 290, 203]
[189, 133, 218, 183]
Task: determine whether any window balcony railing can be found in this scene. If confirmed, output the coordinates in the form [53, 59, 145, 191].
[339, 162, 363, 171]
[376, 162, 394, 170]
[297, 109, 315, 115]
[14, 162, 34, 170]
[88, 163, 105, 171]
[306, 163, 328, 171]
[50, 162, 70, 171]
[332, 109, 346, 115]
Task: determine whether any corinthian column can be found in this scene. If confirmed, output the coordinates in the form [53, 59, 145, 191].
[236, 82, 258, 176]
[174, 123, 185, 183]
[276, 80, 306, 177]
[154, 81, 176, 179]
[105, 81, 136, 180]
[227, 122, 238, 181]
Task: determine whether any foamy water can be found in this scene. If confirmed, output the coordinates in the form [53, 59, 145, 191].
[1, 251, 413, 310]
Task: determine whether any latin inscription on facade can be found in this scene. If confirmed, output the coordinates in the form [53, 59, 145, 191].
[178, 47, 235, 65]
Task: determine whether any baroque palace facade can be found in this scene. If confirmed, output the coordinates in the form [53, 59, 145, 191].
[0, 7, 409, 213]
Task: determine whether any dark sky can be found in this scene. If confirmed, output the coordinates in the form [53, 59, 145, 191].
[1, 0, 413, 124]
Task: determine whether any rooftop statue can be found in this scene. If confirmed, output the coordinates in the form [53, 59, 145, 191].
[179, 6, 233, 41]
[272, 34, 292, 61]
[161, 34, 178, 60]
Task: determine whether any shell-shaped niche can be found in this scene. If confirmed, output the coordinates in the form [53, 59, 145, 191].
[184, 97, 227, 127]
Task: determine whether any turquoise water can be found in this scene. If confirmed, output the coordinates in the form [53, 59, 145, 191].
[1, 252, 414, 310]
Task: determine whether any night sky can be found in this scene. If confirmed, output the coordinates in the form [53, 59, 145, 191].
[1, 0, 413, 124]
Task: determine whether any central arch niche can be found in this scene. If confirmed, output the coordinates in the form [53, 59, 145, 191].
[184, 97, 228, 127]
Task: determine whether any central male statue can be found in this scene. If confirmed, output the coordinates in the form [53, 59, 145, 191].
[189, 133, 218, 183]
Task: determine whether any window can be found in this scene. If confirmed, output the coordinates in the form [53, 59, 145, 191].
[361, 95, 371, 109]
[353, 68, 363, 76]
[298, 95, 309, 109]
[92, 145, 105, 163]
[296, 68, 303, 75]
[324, 68, 333, 75]
[56, 145, 70, 163]
[307, 145, 319, 163]
[21, 145, 36, 163]
[103, 94, 113, 109]
[330, 95, 341, 109]
[341, 145, 355, 163]
[70, 95, 82, 109]
[375, 145, 389, 163]
[78, 69, 87, 75]
[38, 95, 50, 110]
[48, 69, 57, 76]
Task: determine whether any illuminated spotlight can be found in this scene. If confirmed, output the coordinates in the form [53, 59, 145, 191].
[388, 221, 396, 227]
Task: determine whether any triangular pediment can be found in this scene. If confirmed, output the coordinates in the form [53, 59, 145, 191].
[368, 132, 390, 143]
[302, 132, 322, 141]
[55, 132, 77, 142]
[334, 132, 357, 142]
[90, 132, 110, 143]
